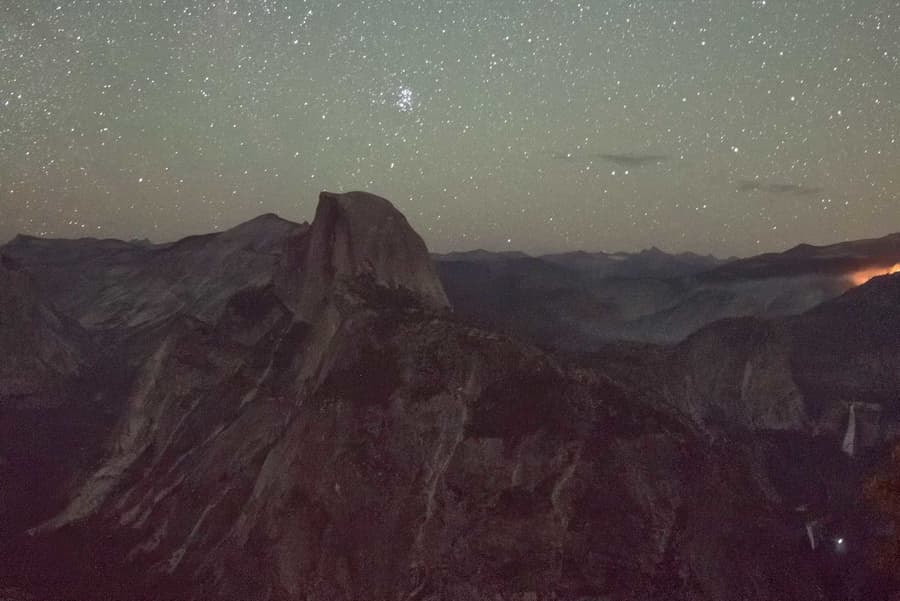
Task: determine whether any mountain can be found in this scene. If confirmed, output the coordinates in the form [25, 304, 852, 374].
[703, 233, 900, 282]
[4, 213, 307, 334]
[541, 247, 723, 280]
[578, 271, 900, 599]
[433, 249, 531, 264]
[1, 192, 898, 600]
[436, 253, 605, 346]
[0, 253, 112, 557]
[584, 267, 900, 435]
[0, 254, 89, 408]
[278, 191, 449, 317]
[436, 234, 900, 348]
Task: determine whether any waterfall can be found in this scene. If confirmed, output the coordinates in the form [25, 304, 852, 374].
[842, 404, 857, 456]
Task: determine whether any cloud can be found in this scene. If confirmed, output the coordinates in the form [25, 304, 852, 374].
[550, 152, 670, 167]
[597, 153, 670, 168]
[736, 179, 823, 197]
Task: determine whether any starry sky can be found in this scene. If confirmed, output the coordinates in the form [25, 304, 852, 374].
[1, 0, 897, 256]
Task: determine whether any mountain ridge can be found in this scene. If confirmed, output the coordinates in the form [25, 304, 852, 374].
[1, 192, 898, 600]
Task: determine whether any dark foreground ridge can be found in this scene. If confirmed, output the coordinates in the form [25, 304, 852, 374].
[0, 191, 898, 600]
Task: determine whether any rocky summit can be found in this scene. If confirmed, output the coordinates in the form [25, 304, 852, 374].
[1, 191, 898, 601]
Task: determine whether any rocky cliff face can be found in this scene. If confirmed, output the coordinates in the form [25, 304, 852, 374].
[0, 255, 113, 558]
[641, 272, 900, 437]
[584, 272, 900, 601]
[9, 301, 821, 601]
[277, 191, 449, 317]
[0, 192, 895, 600]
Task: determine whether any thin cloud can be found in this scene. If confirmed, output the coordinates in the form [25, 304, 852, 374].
[550, 152, 670, 167]
[736, 179, 823, 197]
[597, 153, 670, 168]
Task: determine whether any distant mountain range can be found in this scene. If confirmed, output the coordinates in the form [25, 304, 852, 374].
[1, 192, 899, 600]
[434, 234, 900, 348]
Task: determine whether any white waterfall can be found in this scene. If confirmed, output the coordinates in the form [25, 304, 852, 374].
[842, 403, 857, 456]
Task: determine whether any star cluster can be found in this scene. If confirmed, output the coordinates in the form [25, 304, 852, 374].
[1, 0, 897, 255]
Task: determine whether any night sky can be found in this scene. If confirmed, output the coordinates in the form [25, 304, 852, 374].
[1, 1, 897, 256]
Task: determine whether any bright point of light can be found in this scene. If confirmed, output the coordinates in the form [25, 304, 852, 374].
[837, 538, 844, 544]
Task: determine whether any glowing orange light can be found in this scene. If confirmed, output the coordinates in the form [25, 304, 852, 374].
[848, 263, 900, 286]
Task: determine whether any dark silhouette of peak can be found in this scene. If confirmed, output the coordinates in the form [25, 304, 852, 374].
[246, 211, 286, 222]
[707, 231, 900, 280]
[811, 269, 900, 310]
[435, 249, 531, 263]
[223, 211, 302, 235]
[786, 242, 818, 255]
[9, 234, 39, 246]
[212, 212, 306, 253]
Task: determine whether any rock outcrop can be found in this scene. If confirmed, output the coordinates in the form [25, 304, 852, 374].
[277, 190, 449, 317]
